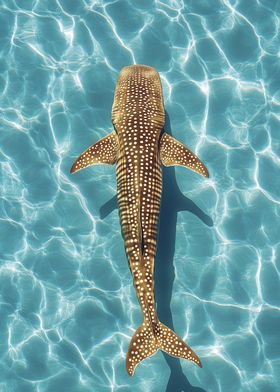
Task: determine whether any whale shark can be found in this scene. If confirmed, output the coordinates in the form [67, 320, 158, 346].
[70, 65, 209, 376]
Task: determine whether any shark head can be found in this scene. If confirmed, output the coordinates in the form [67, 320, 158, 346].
[112, 64, 165, 134]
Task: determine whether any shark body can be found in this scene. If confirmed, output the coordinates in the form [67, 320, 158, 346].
[71, 65, 209, 376]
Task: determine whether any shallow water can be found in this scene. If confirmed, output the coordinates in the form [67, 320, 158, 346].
[0, 1, 280, 391]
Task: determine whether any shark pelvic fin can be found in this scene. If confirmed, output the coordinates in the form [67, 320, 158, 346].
[126, 321, 201, 376]
[159, 133, 209, 178]
[70, 131, 118, 174]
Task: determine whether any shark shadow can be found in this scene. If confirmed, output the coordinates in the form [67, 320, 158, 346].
[99, 112, 211, 392]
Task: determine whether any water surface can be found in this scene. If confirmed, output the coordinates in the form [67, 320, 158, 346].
[0, 1, 280, 391]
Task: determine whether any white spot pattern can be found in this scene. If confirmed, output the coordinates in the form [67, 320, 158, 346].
[112, 66, 164, 329]
[70, 131, 118, 173]
[126, 321, 202, 376]
[112, 65, 203, 376]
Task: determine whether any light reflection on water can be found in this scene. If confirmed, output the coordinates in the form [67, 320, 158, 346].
[0, 1, 280, 391]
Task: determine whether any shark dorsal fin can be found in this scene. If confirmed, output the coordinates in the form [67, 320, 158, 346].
[159, 132, 209, 178]
[70, 131, 118, 174]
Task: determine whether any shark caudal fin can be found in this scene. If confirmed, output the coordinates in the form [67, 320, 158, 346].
[126, 322, 157, 376]
[126, 321, 201, 376]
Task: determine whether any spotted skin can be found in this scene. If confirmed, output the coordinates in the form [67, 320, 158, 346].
[160, 133, 209, 177]
[70, 131, 118, 173]
[71, 65, 208, 376]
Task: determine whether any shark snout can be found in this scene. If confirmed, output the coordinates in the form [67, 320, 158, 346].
[120, 64, 157, 77]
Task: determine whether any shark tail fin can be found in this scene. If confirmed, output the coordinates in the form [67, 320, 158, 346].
[155, 322, 202, 367]
[126, 322, 158, 376]
[126, 321, 202, 376]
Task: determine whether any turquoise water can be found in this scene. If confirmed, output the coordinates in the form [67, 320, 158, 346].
[0, 0, 280, 391]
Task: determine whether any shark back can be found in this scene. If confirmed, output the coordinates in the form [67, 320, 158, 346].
[111, 65, 165, 266]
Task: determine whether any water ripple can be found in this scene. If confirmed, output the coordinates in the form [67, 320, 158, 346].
[0, 1, 280, 391]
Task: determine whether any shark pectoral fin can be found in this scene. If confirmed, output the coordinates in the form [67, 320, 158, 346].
[159, 133, 209, 178]
[70, 131, 118, 174]
[126, 322, 158, 376]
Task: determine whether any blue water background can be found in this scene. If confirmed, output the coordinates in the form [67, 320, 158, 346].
[0, 1, 280, 391]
